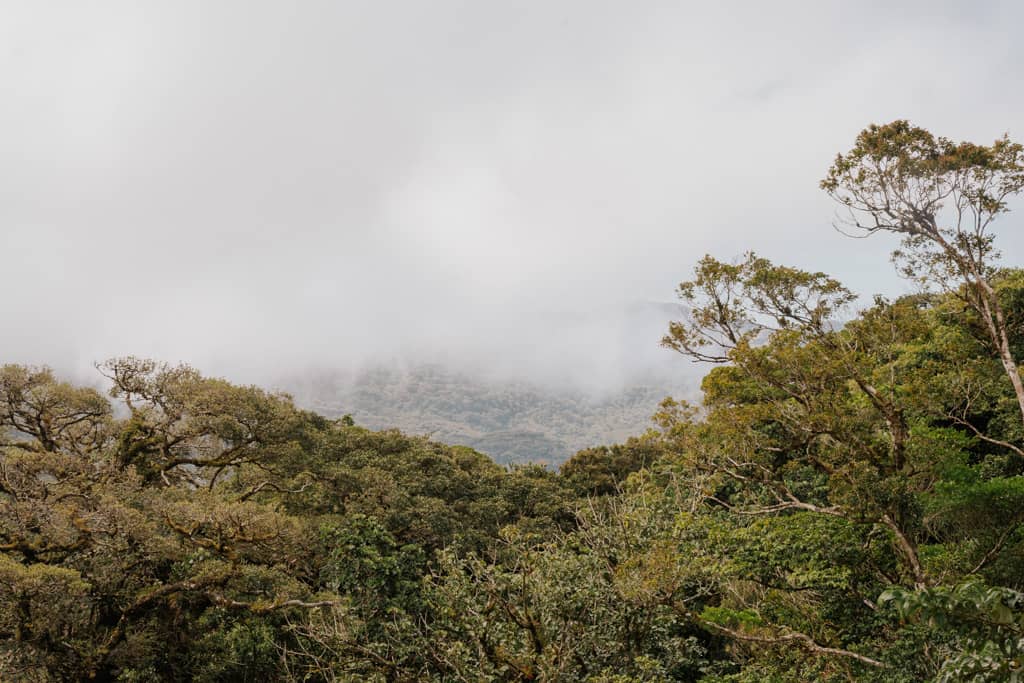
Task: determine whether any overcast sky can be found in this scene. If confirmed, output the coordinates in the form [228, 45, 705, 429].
[2, 1, 1022, 384]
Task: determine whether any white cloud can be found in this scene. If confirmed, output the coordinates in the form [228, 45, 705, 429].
[1, 0, 1021, 384]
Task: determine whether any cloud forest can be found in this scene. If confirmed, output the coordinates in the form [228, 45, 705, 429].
[3, 123, 1024, 681]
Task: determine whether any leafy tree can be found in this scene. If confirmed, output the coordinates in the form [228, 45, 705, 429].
[822, 120, 1024, 425]
[100, 357, 307, 486]
[0, 364, 111, 455]
[560, 436, 665, 496]
[882, 579, 1024, 682]
[419, 489, 718, 682]
[659, 253, 1024, 678]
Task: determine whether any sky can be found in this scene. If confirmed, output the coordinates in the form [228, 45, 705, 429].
[2, 0, 1023, 386]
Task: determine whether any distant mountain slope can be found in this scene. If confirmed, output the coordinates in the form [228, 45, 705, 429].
[290, 364, 696, 465]
[284, 302, 705, 464]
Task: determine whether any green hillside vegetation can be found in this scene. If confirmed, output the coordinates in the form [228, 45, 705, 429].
[3, 121, 1024, 681]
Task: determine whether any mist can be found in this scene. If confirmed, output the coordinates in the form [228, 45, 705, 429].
[2, 0, 1023, 391]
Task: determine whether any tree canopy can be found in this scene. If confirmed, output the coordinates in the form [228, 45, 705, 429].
[3, 120, 1024, 681]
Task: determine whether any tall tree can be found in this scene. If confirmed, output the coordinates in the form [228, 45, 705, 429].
[822, 120, 1024, 426]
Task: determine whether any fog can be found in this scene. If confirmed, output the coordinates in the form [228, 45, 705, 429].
[2, 1, 1023, 390]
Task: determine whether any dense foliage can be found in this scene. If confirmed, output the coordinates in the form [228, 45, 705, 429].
[3, 121, 1024, 681]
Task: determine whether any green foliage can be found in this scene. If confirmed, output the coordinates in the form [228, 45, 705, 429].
[560, 435, 665, 496]
[4, 120, 1024, 681]
[882, 580, 1024, 681]
[0, 358, 584, 681]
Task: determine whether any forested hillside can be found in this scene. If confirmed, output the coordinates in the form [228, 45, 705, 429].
[287, 362, 695, 466]
[284, 302, 700, 465]
[3, 122, 1024, 682]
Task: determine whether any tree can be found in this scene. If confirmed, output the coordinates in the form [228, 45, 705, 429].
[0, 365, 111, 455]
[99, 357, 306, 486]
[660, 252, 1024, 677]
[418, 492, 716, 682]
[881, 579, 1024, 682]
[659, 256, 932, 672]
[0, 362, 335, 680]
[560, 437, 664, 497]
[822, 120, 1024, 426]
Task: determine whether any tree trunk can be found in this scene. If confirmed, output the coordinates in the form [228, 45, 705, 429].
[998, 341, 1024, 427]
[978, 281, 1024, 428]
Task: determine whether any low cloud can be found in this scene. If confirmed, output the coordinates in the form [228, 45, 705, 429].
[2, 0, 1022, 388]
